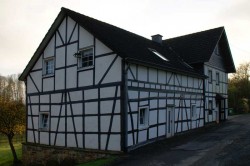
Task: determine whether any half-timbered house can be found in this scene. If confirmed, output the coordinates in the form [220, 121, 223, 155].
[19, 7, 235, 164]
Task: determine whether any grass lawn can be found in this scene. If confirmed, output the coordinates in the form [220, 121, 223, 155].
[0, 137, 22, 166]
[0, 135, 116, 166]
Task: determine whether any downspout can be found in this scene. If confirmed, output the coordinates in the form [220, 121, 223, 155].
[203, 78, 206, 125]
[203, 65, 206, 126]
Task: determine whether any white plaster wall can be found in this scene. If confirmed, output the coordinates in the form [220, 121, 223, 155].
[30, 71, 42, 92]
[149, 127, 157, 139]
[95, 39, 112, 56]
[79, 26, 94, 48]
[69, 91, 82, 101]
[56, 47, 65, 68]
[50, 118, 58, 131]
[50, 133, 55, 145]
[108, 135, 121, 151]
[128, 64, 137, 80]
[72, 103, 82, 115]
[66, 67, 77, 89]
[95, 54, 121, 84]
[127, 64, 205, 148]
[100, 101, 113, 114]
[43, 77, 54, 92]
[149, 68, 157, 83]
[85, 116, 98, 132]
[58, 18, 66, 43]
[77, 134, 83, 148]
[128, 90, 139, 99]
[138, 130, 147, 143]
[40, 132, 49, 144]
[27, 131, 34, 143]
[44, 36, 55, 58]
[101, 116, 110, 132]
[32, 56, 42, 70]
[158, 70, 166, 84]
[40, 105, 49, 112]
[67, 118, 74, 132]
[100, 86, 116, 98]
[84, 89, 98, 100]
[85, 134, 98, 149]
[85, 102, 98, 114]
[30, 105, 39, 115]
[66, 43, 78, 66]
[30, 96, 39, 103]
[78, 70, 93, 87]
[100, 135, 107, 150]
[149, 110, 157, 125]
[27, 76, 38, 93]
[58, 118, 65, 131]
[67, 17, 78, 42]
[40, 94, 49, 103]
[109, 115, 120, 132]
[67, 134, 77, 147]
[55, 134, 65, 146]
[137, 66, 147, 82]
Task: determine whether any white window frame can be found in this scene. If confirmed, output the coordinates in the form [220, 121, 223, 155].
[77, 47, 94, 69]
[191, 104, 197, 120]
[39, 112, 49, 131]
[43, 57, 54, 76]
[216, 72, 220, 85]
[208, 70, 212, 83]
[138, 106, 149, 129]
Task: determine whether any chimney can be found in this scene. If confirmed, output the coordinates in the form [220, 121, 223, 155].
[151, 34, 163, 44]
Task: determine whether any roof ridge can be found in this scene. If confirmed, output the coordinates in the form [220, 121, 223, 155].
[61, 7, 152, 42]
[165, 26, 224, 41]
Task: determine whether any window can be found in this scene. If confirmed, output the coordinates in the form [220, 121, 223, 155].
[39, 112, 49, 130]
[216, 72, 220, 85]
[215, 46, 221, 56]
[138, 107, 149, 128]
[208, 70, 212, 83]
[44, 58, 54, 75]
[78, 47, 94, 68]
[208, 100, 213, 115]
[191, 105, 196, 120]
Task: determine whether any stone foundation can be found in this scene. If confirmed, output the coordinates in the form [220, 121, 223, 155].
[22, 143, 121, 165]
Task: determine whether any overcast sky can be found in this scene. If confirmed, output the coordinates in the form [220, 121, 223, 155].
[0, 0, 250, 76]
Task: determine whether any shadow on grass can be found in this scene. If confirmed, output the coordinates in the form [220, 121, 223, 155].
[0, 141, 22, 166]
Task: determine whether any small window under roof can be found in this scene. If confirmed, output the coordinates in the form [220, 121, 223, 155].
[148, 48, 169, 61]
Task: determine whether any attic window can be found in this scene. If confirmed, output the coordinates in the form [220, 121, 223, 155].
[148, 48, 168, 61]
[77, 47, 94, 68]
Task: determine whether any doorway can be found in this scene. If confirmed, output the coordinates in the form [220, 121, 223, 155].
[166, 106, 175, 138]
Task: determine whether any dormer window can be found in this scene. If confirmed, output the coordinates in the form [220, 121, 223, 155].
[148, 48, 168, 61]
[215, 46, 221, 56]
[77, 47, 94, 68]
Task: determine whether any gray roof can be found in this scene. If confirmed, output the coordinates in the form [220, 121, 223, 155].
[165, 27, 236, 73]
[20, 8, 234, 81]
